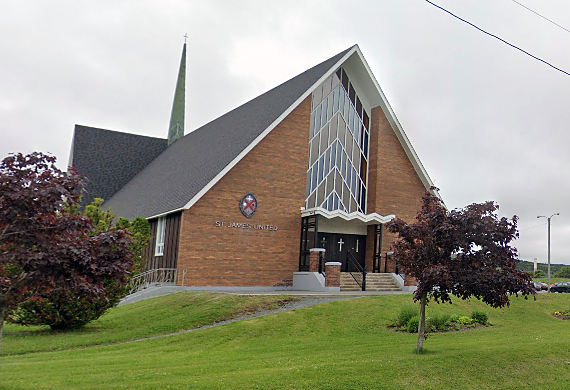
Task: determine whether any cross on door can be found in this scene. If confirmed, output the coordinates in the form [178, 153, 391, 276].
[338, 238, 344, 251]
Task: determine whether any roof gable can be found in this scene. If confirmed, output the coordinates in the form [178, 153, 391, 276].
[102, 45, 436, 219]
[69, 125, 167, 206]
[103, 46, 354, 219]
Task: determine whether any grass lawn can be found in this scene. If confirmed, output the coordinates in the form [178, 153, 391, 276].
[535, 277, 570, 285]
[1, 292, 298, 356]
[2, 292, 570, 389]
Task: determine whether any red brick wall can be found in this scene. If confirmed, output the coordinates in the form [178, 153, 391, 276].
[366, 105, 427, 275]
[177, 97, 311, 286]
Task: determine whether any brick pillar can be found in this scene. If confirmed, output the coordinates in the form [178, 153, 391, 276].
[309, 248, 326, 272]
[325, 262, 342, 287]
[404, 274, 417, 286]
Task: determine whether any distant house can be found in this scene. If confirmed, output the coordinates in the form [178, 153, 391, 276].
[69, 44, 434, 290]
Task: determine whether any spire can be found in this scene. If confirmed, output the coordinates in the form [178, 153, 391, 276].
[167, 39, 187, 145]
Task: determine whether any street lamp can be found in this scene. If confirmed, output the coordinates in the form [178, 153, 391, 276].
[537, 213, 559, 292]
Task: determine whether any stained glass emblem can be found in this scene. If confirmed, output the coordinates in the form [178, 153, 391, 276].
[240, 193, 258, 218]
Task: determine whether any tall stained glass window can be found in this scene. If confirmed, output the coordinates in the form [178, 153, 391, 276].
[305, 68, 370, 213]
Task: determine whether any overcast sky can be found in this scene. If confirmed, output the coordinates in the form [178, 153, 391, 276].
[1, 0, 569, 265]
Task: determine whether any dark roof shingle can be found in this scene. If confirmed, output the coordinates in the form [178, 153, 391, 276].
[70, 125, 167, 206]
[102, 46, 353, 219]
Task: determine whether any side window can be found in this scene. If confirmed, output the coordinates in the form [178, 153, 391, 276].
[155, 216, 166, 256]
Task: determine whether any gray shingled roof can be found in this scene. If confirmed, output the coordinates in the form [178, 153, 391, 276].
[70, 125, 168, 206]
[103, 46, 353, 219]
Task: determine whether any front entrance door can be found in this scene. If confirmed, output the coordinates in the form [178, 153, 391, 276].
[320, 233, 366, 272]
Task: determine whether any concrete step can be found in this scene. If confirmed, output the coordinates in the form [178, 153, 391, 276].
[340, 272, 401, 292]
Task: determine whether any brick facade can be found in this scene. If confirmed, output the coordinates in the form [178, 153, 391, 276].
[174, 100, 426, 287]
[176, 97, 311, 286]
[365, 105, 427, 283]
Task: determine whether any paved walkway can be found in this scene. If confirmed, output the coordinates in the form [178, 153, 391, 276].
[120, 285, 413, 305]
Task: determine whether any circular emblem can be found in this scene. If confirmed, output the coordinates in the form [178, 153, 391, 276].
[240, 193, 258, 218]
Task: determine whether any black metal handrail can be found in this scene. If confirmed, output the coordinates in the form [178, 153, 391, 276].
[346, 251, 367, 291]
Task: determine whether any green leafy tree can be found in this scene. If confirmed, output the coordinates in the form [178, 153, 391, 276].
[386, 189, 534, 352]
[84, 198, 150, 274]
[84, 197, 116, 232]
[124, 217, 151, 275]
[8, 198, 150, 329]
[0, 153, 133, 358]
[554, 267, 570, 278]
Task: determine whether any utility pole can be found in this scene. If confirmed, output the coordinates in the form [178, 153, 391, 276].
[537, 213, 559, 292]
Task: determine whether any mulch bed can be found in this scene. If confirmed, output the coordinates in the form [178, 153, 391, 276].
[388, 323, 490, 333]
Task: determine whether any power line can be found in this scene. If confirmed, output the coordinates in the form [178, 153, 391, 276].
[519, 222, 547, 232]
[510, 0, 570, 34]
[424, 0, 570, 77]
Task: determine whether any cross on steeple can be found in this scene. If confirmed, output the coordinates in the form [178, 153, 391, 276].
[183, 33, 188, 44]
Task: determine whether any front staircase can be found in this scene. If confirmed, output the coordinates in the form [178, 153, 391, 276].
[340, 272, 401, 292]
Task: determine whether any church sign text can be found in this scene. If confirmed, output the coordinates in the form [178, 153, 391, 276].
[215, 221, 278, 232]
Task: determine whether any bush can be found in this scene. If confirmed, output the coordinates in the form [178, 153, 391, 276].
[427, 313, 451, 331]
[449, 314, 461, 323]
[554, 309, 570, 317]
[471, 310, 489, 325]
[389, 309, 490, 333]
[533, 270, 546, 278]
[393, 306, 417, 327]
[554, 267, 570, 278]
[407, 315, 420, 333]
[457, 316, 473, 326]
[8, 281, 126, 329]
[8, 198, 150, 330]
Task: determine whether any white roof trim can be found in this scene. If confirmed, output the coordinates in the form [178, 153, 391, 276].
[301, 207, 395, 225]
[146, 206, 186, 220]
[351, 47, 438, 196]
[182, 45, 438, 213]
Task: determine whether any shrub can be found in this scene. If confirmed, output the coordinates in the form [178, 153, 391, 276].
[457, 316, 473, 326]
[8, 198, 150, 330]
[393, 306, 418, 327]
[533, 270, 546, 278]
[9, 280, 126, 329]
[471, 310, 489, 325]
[427, 313, 451, 331]
[449, 314, 461, 323]
[554, 267, 570, 278]
[407, 315, 420, 333]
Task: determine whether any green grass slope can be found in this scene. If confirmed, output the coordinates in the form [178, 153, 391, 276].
[2, 292, 297, 356]
[2, 292, 570, 390]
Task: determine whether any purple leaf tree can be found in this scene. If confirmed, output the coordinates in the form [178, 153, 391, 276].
[0, 153, 133, 359]
[386, 188, 534, 352]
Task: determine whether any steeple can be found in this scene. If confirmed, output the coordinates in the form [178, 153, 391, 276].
[167, 39, 187, 145]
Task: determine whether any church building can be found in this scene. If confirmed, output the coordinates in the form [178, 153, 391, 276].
[69, 44, 435, 291]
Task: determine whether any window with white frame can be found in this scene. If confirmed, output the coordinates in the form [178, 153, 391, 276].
[155, 216, 166, 256]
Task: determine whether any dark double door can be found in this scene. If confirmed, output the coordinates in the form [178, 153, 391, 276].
[319, 233, 366, 272]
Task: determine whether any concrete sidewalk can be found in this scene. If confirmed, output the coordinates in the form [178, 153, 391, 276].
[119, 285, 413, 305]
